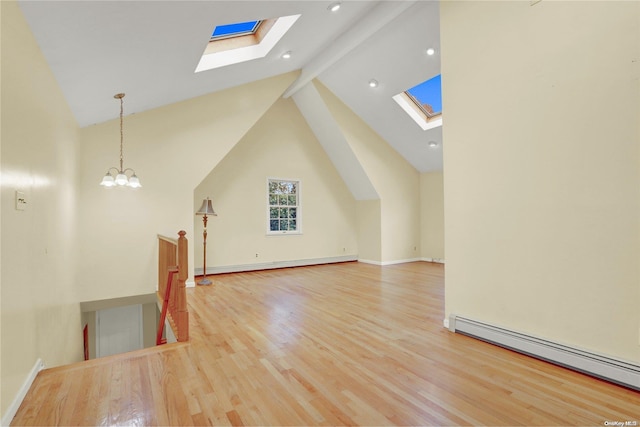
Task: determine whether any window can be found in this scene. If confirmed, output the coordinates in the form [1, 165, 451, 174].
[406, 74, 442, 118]
[268, 179, 300, 234]
[392, 74, 443, 130]
[210, 20, 261, 41]
[195, 14, 301, 72]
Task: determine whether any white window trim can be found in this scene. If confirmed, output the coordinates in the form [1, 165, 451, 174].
[266, 177, 302, 236]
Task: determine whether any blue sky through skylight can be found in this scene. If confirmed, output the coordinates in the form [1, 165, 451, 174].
[406, 74, 442, 115]
[212, 21, 260, 38]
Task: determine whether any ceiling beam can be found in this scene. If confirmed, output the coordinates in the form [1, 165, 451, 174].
[282, 1, 417, 99]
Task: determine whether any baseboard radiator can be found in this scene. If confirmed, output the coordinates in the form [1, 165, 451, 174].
[449, 315, 640, 391]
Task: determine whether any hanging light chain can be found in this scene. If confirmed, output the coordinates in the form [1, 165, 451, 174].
[100, 93, 141, 188]
[116, 93, 125, 172]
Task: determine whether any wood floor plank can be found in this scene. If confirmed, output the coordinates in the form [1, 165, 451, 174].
[10, 261, 640, 426]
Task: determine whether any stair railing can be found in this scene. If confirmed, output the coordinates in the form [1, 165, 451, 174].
[156, 230, 189, 344]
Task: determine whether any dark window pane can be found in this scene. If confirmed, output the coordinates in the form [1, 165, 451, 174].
[270, 207, 279, 219]
[279, 208, 288, 218]
[278, 195, 288, 205]
[288, 195, 296, 206]
[289, 220, 296, 230]
[270, 220, 279, 231]
[269, 181, 278, 194]
[281, 220, 289, 230]
[269, 195, 277, 205]
[288, 208, 297, 219]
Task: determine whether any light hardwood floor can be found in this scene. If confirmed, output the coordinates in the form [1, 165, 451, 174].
[12, 262, 640, 426]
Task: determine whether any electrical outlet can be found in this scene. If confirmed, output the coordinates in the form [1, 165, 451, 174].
[255, 253, 259, 258]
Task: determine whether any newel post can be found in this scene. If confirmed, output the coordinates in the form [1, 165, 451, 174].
[176, 230, 189, 341]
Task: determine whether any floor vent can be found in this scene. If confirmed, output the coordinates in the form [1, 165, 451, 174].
[449, 315, 640, 391]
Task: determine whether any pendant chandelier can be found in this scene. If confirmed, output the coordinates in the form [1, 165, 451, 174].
[99, 93, 142, 188]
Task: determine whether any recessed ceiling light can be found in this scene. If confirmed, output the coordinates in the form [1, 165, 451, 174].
[281, 51, 292, 59]
[368, 79, 379, 88]
[328, 2, 341, 12]
[426, 48, 436, 56]
[428, 140, 439, 148]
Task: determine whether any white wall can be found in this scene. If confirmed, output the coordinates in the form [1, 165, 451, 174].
[442, 1, 640, 362]
[420, 172, 444, 261]
[77, 72, 297, 302]
[1, 0, 83, 414]
[315, 81, 421, 264]
[194, 97, 357, 269]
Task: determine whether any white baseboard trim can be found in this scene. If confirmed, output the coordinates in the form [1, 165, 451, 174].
[380, 257, 422, 266]
[357, 259, 382, 265]
[358, 258, 428, 266]
[186, 280, 195, 288]
[422, 257, 445, 264]
[195, 255, 358, 275]
[2, 358, 45, 426]
[449, 315, 640, 391]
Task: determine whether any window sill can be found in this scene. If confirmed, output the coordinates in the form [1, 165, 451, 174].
[266, 231, 302, 236]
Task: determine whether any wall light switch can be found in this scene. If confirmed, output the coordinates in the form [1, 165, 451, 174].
[15, 191, 27, 211]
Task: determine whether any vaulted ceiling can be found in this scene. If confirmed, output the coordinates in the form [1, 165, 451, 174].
[17, 1, 442, 172]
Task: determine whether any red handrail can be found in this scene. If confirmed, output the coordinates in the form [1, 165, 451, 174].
[156, 267, 178, 345]
[156, 230, 189, 344]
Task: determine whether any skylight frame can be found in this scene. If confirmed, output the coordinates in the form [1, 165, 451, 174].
[210, 20, 262, 41]
[405, 91, 441, 120]
[393, 74, 443, 131]
[196, 14, 300, 72]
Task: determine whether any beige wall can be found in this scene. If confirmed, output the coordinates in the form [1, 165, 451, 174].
[442, 1, 640, 362]
[420, 172, 444, 261]
[194, 97, 357, 268]
[1, 0, 83, 414]
[315, 82, 421, 263]
[77, 72, 297, 302]
[356, 200, 382, 263]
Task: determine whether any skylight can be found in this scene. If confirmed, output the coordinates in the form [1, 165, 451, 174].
[196, 14, 300, 72]
[407, 75, 442, 118]
[211, 21, 261, 40]
[393, 74, 443, 130]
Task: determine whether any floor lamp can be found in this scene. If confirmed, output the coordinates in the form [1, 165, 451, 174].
[196, 197, 217, 285]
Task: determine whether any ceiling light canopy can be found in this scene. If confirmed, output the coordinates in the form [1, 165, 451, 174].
[368, 79, 379, 88]
[100, 93, 141, 188]
[281, 51, 292, 59]
[428, 140, 439, 148]
[426, 48, 436, 56]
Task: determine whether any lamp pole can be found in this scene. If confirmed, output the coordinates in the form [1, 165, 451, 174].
[199, 213, 211, 285]
[196, 197, 216, 285]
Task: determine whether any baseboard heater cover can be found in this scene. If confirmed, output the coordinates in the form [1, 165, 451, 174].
[449, 315, 640, 391]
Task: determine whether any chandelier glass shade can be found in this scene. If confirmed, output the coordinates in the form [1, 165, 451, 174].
[100, 93, 142, 188]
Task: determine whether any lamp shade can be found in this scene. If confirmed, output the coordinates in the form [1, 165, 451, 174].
[100, 173, 116, 187]
[128, 174, 142, 188]
[196, 198, 217, 216]
[115, 173, 128, 186]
